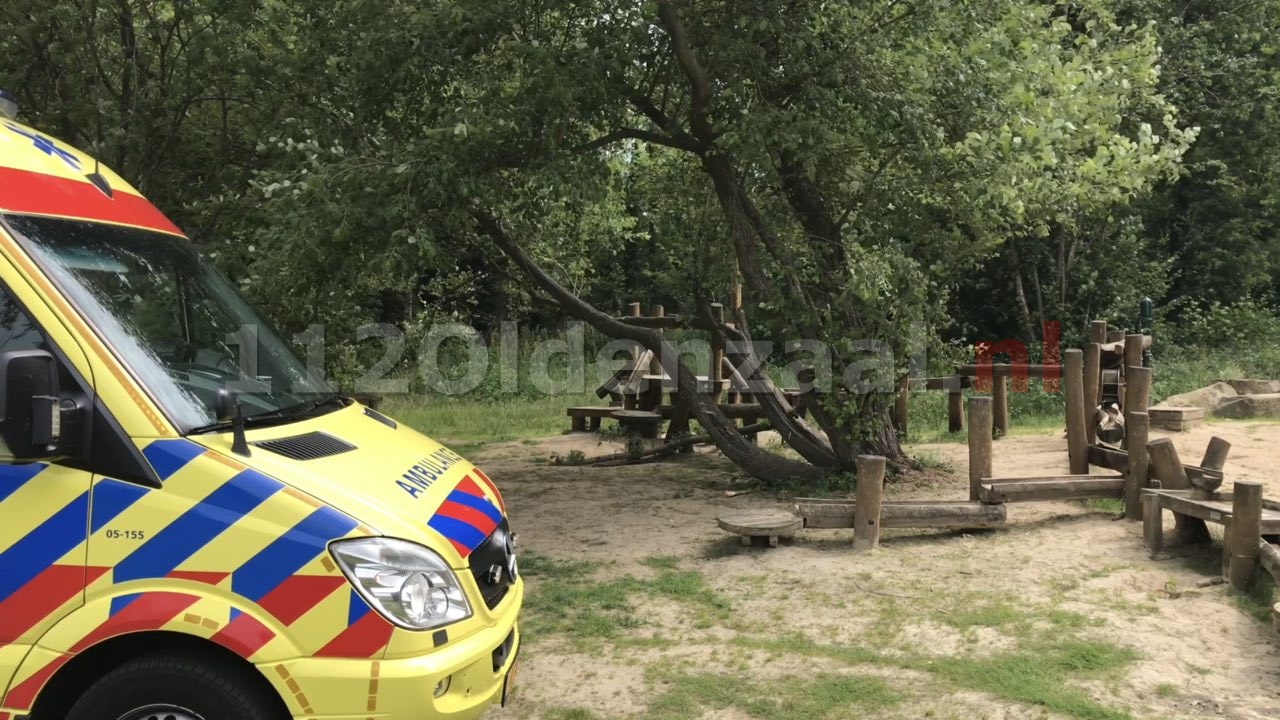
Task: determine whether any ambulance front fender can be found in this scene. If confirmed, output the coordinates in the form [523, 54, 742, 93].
[33, 588, 305, 662]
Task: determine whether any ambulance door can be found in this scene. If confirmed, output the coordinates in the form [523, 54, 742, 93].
[0, 274, 95, 701]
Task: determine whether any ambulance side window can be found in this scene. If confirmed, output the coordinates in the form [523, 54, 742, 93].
[0, 287, 46, 354]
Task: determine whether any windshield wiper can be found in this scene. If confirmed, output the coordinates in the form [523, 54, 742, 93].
[185, 395, 346, 436]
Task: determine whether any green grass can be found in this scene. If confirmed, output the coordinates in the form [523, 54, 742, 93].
[518, 552, 732, 646]
[378, 391, 596, 444]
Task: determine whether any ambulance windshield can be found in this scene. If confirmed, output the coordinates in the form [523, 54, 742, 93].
[4, 214, 336, 433]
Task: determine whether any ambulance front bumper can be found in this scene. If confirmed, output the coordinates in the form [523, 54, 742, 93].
[265, 581, 522, 719]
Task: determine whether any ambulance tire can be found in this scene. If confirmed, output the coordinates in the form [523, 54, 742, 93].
[65, 649, 283, 720]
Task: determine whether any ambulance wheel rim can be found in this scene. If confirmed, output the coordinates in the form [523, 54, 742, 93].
[117, 704, 205, 720]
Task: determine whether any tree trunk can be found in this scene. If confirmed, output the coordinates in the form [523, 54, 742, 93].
[476, 211, 825, 485]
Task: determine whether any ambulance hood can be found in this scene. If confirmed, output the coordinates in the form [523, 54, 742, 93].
[188, 401, 507, 569]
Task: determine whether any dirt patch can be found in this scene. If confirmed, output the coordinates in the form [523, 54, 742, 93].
[481, 421, 1280, 719]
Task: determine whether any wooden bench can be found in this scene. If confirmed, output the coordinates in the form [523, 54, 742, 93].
[566, 406, 616, 432]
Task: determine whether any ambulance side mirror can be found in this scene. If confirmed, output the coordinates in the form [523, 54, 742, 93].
[0, 349, 62, 461]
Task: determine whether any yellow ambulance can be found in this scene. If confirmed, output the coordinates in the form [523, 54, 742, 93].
[0, 92, 521, 720]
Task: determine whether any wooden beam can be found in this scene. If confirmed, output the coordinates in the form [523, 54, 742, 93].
[909, 376, 973, 391]
[978, 475, 1125, 504]
[955, 364, 1061, 380]
[853, 456, 887, 551]
[1089, 444, 1128, 472]
[968, 397, 993, 502]
[1149, 437, 1211, 544]
[796, 500, 1007, 530]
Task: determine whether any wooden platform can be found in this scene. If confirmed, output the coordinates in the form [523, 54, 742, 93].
[978, 475, 1124, 504]
[1142, 489, 1280, 556]
[1148, 406, 1205, 432]
[717, 510, 802, 547]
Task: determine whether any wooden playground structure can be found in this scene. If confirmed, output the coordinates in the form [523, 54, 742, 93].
[718, 318, 1280, 626]
[566, 301, 803, 445]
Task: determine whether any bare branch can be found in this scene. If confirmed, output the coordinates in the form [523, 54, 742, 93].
[654, 0, 715, 139]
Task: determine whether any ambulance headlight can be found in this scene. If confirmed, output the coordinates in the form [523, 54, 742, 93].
[330, 537, 472, 630]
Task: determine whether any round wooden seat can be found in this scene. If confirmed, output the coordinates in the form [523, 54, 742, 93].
[717, 510, 802, 548]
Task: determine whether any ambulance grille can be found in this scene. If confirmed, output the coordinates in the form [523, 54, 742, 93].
[252, 431, 356, 460]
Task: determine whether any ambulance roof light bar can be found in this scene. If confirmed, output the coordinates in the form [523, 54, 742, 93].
[0, 90, 17, 121]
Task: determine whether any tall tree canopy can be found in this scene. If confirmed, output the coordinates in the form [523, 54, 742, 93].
[5, 0, 1265, 483]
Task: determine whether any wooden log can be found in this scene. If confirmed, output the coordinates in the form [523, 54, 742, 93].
[1123, 334, 1144, 376]
[1148, 438, 1189, 489]
[1259, 540, 1280, 583]
[967, 396, 993, 502]
[1125, 366, 1152, 418]
[1229, 481, 1264, 592]
[1084, 342, 1102, 440]
[1090, 320, 1108, 346]
[955, 364, 1061, 379]
[1124, 413, 1149, 521]
[796, 500, 1007, 530]
[1089, 444, 1129, 472]
[1149, 438, 1210, 544]
[893, 375, 910, 437]
[853, 455, 887, 551]
[993, 376, 1009, 437]
[978, 475, 1125, 504]
[948, 388, 964, 433]
[1065, 349, 1089, 475]
[1201, 437, 1232, 473]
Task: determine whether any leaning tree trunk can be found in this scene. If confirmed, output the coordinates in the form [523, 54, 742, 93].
[475, 211, 826, 486]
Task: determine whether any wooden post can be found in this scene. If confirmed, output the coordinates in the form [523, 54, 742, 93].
[1143, 493, 1164, 556]
[1201, 437, 1232, 473]
[710, 303, 725, 403]
[645, 304, 665, 411]
[893, 375, 910, 438]
[1124, 412, 1149, 521]
[1090, 320, 1108, 346]
[1125, 366, 1152, 418]
[1148, 438, 1211, 544]
[1123, 334, 1144, 380]
[948, 380, 964, 434]
[992, 376, 1009, 438]
[1083, 342, 1102, 443]
[1229, 481, 1264, 593]
[1064, 349, 1088, 475]
[625, 302, 642, 410]
[967, 396, 993, 502]
[1147, 438, 1189, 489]
[853, 455, 887, 551]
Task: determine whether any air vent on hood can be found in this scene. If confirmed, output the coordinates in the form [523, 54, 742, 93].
[252, 431, 356, 460]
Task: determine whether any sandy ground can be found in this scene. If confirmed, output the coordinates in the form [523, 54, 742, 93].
[478, 421, 1280, 720]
